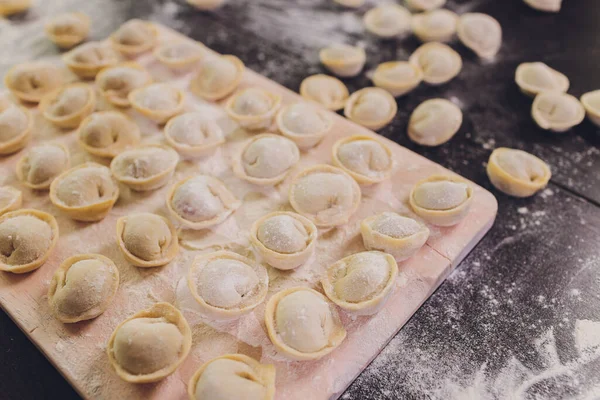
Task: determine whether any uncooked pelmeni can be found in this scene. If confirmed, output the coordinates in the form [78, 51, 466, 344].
[531, 92, 585, 132]
[408, 98, 463, 146]
[110, 19, 158, 56]
[0, 0, 31, 16]
[96, 63, 152, 108]
[412, 9, 458, 43]
[63, 42, 121, 78]
[299, 74, 349, 111]
[524, 0, 562, 12]
[16, 143, 70, 189]
[129, 83, 185, 124]
[409, 175, 473, 226]
[409, 42, 462, 85]
[186, 0, 226, 10]
[332, 135, 393, 184]
[164, 112, 224, 158]
[78, 111, 141, 158]
[39, 83, 96, 129]
[405, 0, 445, 11]
[190, 54, 245, 101]
[4, 62, 64, 103]
[0, 99, 31, 155]
[154, 41, 204, 70]
[0, 186, 22, 216]
[319, 44, 366, 78]
[110, 145, 179, 191]
[580, 90, 600, 127]
[45, 12, 90, 49]
[486, 147, 551, 197]
[225, 87, 282, 130]
[344, 87, 397, 130]
[457, 13, 502, 59]
[515, 62, 569, 97]
[372, 61, 423, 97]
[363, 4, 412, 38]
[276, 102, 333, 149]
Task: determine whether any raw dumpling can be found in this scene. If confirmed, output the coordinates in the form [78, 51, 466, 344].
[0, 186, 22, 216]
[186, 0, 226, 10]
[164, 112, 224, 158]
[49, 162, 119, 222]
[289, 164, 361, 228]
[0, 99, 31, 155]
[319, 44, 366, 78]
[190, 55, 245, 101]
[107, 302, 192, 383]
[580, 90, 600, 127]
[110, 19, 158, 56]
[0, 209, 58, 274]
[332, 135, 393, 184]
[63, 42, 121, 78]
[531, 92, 585, 132]
[48, 254, 119, 323]
[188, 251, 268, 319]
[265, 287, 346, 361]
[299, 74, 349, 111]
[188, 354, 276, 400]
[361, 212, 430, 261]
[343, 87, 397, 130]
[78, 111, 141, 158]
[167, 175, 240, 230]
[457, 13, 502, 59]
[409, 175, 473, 226]
[412, 9, 458, 43]
[408, 98, 463, 146]
[225, 88, 282, 130]
[45, 12, 90, 49]
[4, 62, 64, 103]
[276, 103, 332, 149]
[405, 0, 445, 11]
[154, 41, 204, 70]
[234, 134, 300, 185]
[96, 63, 152, 107]
[0, 0, 31, 16]
[409, 42, 462, 85]
[524, 0, 562, 12]
[363, 4, 411, 38]
[116, 213, 179, 267]
[372, 61, 423, 97]
[129, 83, 185, 124]
[16, 143, 70, 189]
[39, 83, 96, 129]
[321, 251, 398, 315]
[110, 145, 179, 191]
[250, 211, 318, 270]
[486, 147, 551, 197]
[515, 62, 569, 97]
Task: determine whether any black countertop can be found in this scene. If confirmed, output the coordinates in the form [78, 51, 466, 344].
[1, 1, 599, 399]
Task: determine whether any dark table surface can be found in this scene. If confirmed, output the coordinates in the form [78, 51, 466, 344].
[1, 0, 599, 399]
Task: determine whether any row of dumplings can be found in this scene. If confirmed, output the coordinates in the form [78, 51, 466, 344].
[334, 0, 561, 13]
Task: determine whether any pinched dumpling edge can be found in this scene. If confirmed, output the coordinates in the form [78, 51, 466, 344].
[275, 103, 333, 150]
[106, 302, 192, 383]
[486, 147, 551, 197]
[408, 42, 462, 85]
[187, 250, 269, 319]
[0, 104, 32, 155]
[39, 83, 96, 129]
[321, 251, 398, 315]
[128, 84, 186, 124]
[45, 12, 91, 49]
[515, 62, 570, 98]
[299, 74, 349, 111]
[343, 87, 398, 131]
[372, 61, 423, 97]
[63, 42, 121, 79]
[531, 92, 585, 132]
[360, 214, 430, 261]
[78, 111, 141, 158]
[116, 213, 180, 267]
[47, 253, 119, 323]
[16, 142, 71, 189]
[153, 41, 205, 70]
[332, 134, 394, 184]
[265, 286, 347, 361]
[110, 145, 179, 191]
[319, 45, 366, 78]
[0, 186, 22, 216]
[190, 54, 245, 101]
[456, 13, 502, 59]
[409, 174, 474, 227]
[109, 19, 159, 56]
[249, 211, 318, 270]
[96, 62, 153, 108]
[0, 209, 59, 274]
[224, 88, 282, 131]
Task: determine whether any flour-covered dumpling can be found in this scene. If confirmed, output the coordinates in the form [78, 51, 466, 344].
[190, 55, 245, 101]
[188, 251, 268, 319]
[0, 99, 31, 155]
[333, 0, 364, 8]
[107, 302, 192, 383]
[250, 211, 317, 270]
[79, 111, 141, 158]
[154, 41, 204, 70]
[187, 0, 226, 10]
[408, 98, 463, 146]
[531, 92, 585, 132]
[524, 0, 562, 12]
[0, 186, 22, 216]
[405, 0, 445, 11]
[515, 62, 569, 97]
[188, 354, 276, 400]
[4, 62, 64, 103]
[580, 90, 600, 127]
[486, 147, 551, 197]
[361, 212, 430, 261]
[322, 251, 397, 315]
[372, 61, 423, 97]
[40, 83, 96, 129]
[164, 112, 224, 158]
[276, 103, 332, 149]
[457, 13, 502, 59]
[299, 74, 349, 111]
[364, 4, 411, 38]
[225, 88, 282, 130]
[110, 19, 158, 56]
[412, 9, 458, 42]
[45, 12, 90, 49]
[16, 143, 70, 189]
[234, 134, 300, 185]
[289, 164, 361, 228]
[96, 63, 152, 107]
[344, 87, 397, 130]
[64, 42, 121, 78]
[48, 254, 119, 323]
[409, 42, 462, 85]
[0, 0, 31, 16]
[409, 175, 473, 226]
[0, 209, 58, 274]
[265, 287, 346, 361]
[167, 175, 240, 230]
[332, 135, 393, 184]
[320, 44, 366, 78]
[49, 162, 119, 222]
[129, 83, 185, 124]
[110, 145, 179, 191]
[116, 213, 179, 267]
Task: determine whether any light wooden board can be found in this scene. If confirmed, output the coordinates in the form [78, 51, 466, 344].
[0, 25, 497, 400]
